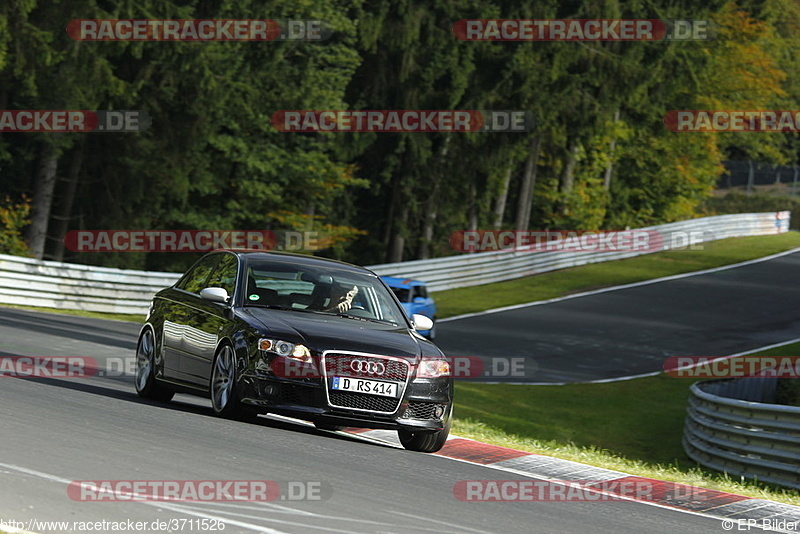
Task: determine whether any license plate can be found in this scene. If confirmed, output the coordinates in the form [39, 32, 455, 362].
[331, 377, 398, 397]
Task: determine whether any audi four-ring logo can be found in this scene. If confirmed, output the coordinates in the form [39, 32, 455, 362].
[350, 360, 386, 375]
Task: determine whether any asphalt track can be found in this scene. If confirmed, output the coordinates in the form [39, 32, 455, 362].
[1, 250, 799, 532]
[0, 311, 726, 533]
[435, 249, 800, 383]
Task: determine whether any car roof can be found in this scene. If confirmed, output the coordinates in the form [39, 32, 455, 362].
[228, 250, 373, 275]
[379, 275, 424, 287]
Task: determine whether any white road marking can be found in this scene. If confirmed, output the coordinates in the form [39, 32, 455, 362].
[440, 246, 800, 323]
[154, 502, 289, 534]
[0, 461, 468, 534]
[0, 461, 287, 534]
[180, 500, 317, 516]
[388, 510, 497, 534]
[438, 246, 800, 385]
[477, 334, 800, 386]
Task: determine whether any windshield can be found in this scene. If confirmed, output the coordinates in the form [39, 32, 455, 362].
[244, 260, 407, 326]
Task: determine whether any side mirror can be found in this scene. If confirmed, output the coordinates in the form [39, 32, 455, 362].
[412, 296, 426, 304]
[200, 287, 230, 304]
[411, 314, 433, 331]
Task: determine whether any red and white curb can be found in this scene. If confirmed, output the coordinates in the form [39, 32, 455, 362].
[342, 428, 800, 530]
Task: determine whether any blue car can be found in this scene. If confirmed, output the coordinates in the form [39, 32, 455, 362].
[380, 276, 437, 339]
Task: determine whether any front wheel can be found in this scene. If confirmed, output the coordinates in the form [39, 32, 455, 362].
[210, 344, 243, 418]
[135, 328, 174, 402]
[398, 406, 451, 453]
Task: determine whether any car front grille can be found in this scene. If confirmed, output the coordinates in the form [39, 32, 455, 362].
[324, 353, 409, 381]
[329, 391, 401, 413]
[404, 401, 444, 420]
[323, 352, 410, 414]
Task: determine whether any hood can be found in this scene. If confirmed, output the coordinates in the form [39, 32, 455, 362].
[240, 308, 421, 359]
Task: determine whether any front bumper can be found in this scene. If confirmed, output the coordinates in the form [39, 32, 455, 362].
[239, 373, 453, 431]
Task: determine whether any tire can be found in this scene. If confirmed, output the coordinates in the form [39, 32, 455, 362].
[210, 343, 243, 418]
[314, 422, 345, 432]
[135, 328, 174, 402]
[398, 406, 452, 453]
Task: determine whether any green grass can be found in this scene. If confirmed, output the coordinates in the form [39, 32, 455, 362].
[452, 343, 800, 505]
[0, 303, 144, 324]
[435, 232, 800, 318]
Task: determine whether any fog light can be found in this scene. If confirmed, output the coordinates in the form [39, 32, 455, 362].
[434, 405, 445, 418]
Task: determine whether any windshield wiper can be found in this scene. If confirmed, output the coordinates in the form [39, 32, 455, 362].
[246, 304, 335, 316]
[332, 313, 395, 325]
[245, 304, 395, 324]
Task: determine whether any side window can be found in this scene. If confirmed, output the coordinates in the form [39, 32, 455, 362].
[206, 254, 238, 296]
[412, 286, 426, 300]
[417, 286, 428, 299]
[175, 255, 221, 294]
[390, 287, 410, 303]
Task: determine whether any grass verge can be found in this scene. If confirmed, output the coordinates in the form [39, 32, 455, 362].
[435, 232, 800, 318]
[452, 343, 800, 505]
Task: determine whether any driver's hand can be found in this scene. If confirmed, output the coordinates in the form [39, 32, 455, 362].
[334, 286, 359, 313]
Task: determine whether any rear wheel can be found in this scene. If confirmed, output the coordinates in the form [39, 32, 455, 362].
[210, 344, 243, 418]
[398, 406, 451, 453]
[135, 328, 174, 402]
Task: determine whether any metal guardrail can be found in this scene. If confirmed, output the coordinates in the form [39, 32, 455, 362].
[683, 379, 800, 489]
[368, 211, 791, 290]
[0, 212, 790, 315]
[0, 254, 181, 315]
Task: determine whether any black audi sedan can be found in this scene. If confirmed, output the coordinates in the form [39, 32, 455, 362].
[135, 250, 454, 452]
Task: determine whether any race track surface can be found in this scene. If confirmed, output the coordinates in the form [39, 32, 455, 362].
[436, 251, 800, 383]
[0, 308, 725, 533]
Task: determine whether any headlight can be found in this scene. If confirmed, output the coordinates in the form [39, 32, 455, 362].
[274, 341, 293, 356]
[292, 344, 311, 361]
[417, 358, 451, 378]
[259, 338, 312, 363]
